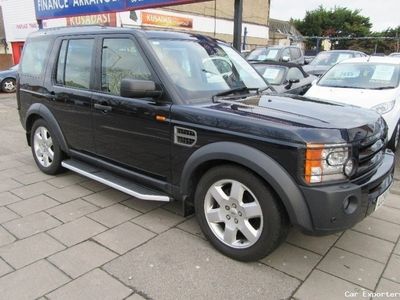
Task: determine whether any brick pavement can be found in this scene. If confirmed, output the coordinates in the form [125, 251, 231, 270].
[0, 93, 399, 300]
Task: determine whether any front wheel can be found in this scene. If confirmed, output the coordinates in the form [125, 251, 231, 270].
[30, 119, 65, 175]
[388, 122, 400, 152]
[194, 165, 288, 261]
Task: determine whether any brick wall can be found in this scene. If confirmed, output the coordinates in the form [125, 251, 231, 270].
[165, 0, 269, 26]
[0, 54, 13, 70]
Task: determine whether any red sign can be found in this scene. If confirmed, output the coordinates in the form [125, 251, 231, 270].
[141, 12, 192, 28]
[67, 13, 117, 26]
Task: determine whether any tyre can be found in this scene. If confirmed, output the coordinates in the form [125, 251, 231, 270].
[1, 78, 16, 93]
[388, 121, 400, 152]
[194, 165, 289, 261]
[30, 119, 65, 175]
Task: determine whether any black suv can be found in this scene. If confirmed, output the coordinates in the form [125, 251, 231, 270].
[17, 27, 394, 261]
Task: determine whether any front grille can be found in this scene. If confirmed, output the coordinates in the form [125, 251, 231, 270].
[355, 126, 386, 178]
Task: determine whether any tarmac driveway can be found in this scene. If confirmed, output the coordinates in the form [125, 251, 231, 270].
[0, 93, 399, 300]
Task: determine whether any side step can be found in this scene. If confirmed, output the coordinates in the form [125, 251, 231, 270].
[61, 159, 170, 202]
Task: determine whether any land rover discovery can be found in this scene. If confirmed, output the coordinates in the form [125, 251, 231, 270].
[17, 27, 395, 261]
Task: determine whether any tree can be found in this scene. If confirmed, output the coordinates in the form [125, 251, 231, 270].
[292, 6, 372, 50]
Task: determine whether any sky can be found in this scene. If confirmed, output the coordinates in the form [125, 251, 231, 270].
[270, 0, 399, 32]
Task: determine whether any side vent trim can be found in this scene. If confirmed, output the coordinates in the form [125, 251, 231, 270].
[174, 126, 197, 147]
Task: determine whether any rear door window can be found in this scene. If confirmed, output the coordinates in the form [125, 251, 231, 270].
[56, 39, 94, 89]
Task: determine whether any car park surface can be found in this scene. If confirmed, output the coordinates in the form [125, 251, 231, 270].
[0, 91, 400, 299]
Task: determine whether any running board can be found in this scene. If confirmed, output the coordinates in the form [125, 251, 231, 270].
[61, 159, 170, 202]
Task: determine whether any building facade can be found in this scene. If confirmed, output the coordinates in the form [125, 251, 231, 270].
[0, 0, 270, 65]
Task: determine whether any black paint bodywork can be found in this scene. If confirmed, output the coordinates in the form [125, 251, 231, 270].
[17, 27, 395, 234]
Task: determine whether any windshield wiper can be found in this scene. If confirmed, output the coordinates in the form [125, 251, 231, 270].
[202, 69, 219, 76]
[212, 86, 259, 102]
[370, 86, 396, 90]
[258, 85, 276, 94]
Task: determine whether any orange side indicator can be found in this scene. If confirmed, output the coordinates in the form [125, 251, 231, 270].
[155, 115, 167, 122]
[304, 144, 324, 184]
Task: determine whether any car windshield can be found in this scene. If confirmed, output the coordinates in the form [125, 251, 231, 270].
[149, 39, 268, 101]
[318, 62, 400, 89]
[253, 65, 287, 85]
[247, 48, 280, 61]
[389, 53, 400, 58]
[310, 52, 353, 66]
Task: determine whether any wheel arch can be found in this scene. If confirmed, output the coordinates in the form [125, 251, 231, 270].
[180, 142, 313, 231]
[25, 103, 69, 153]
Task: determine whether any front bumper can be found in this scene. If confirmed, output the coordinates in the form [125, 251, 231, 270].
[299, 151, 395, 235]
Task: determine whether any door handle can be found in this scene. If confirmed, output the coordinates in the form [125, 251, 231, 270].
[94, 103, 112, 113]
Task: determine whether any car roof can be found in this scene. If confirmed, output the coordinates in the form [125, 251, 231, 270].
[251, 61, 302, 68]
[318, 50, 363, 54]
[254, 45, 301, 50]
[28, 25, 222, 43]
[337, 56, 400, 64]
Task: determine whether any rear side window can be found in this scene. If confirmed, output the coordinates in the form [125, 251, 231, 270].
[20, 39, 51, 76]
[56, 39, 94, 89]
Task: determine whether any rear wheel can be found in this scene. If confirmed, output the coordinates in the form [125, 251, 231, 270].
[388, 121, 400, 152]
[194, 165, 288, 261]
[30, 119, 65, 175]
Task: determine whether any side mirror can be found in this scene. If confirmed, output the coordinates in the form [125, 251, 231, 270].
[285, 79, 300, 89]
[282, 56, 290, 62]
[311, 79, 318, 86]
[120, 79, 162, 99]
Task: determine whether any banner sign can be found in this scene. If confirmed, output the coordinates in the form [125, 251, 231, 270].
[141, 12, 192, 28]
[67, 13, 117, 26]
[34, 0, 210, 20]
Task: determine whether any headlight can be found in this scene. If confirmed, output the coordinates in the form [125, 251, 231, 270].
[304, 144, 354, 184]
[372, 101, 395, 115]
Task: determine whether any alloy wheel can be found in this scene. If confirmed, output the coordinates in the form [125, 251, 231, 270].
[33, 126, 54, 168]
[3, 79, 16, 93]
[203, 179, 263, 249]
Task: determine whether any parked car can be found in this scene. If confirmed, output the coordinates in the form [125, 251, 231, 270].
[247, 45, 305, 65]
[390, 53, 400, 58]
[17, 27, 394, 261]
[304, 55, 315, 65]
[306, 56, 400, 151]
[251, 61, 317, 95]
[0, 64, 18, 93]
[303, 50, 367, 77]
